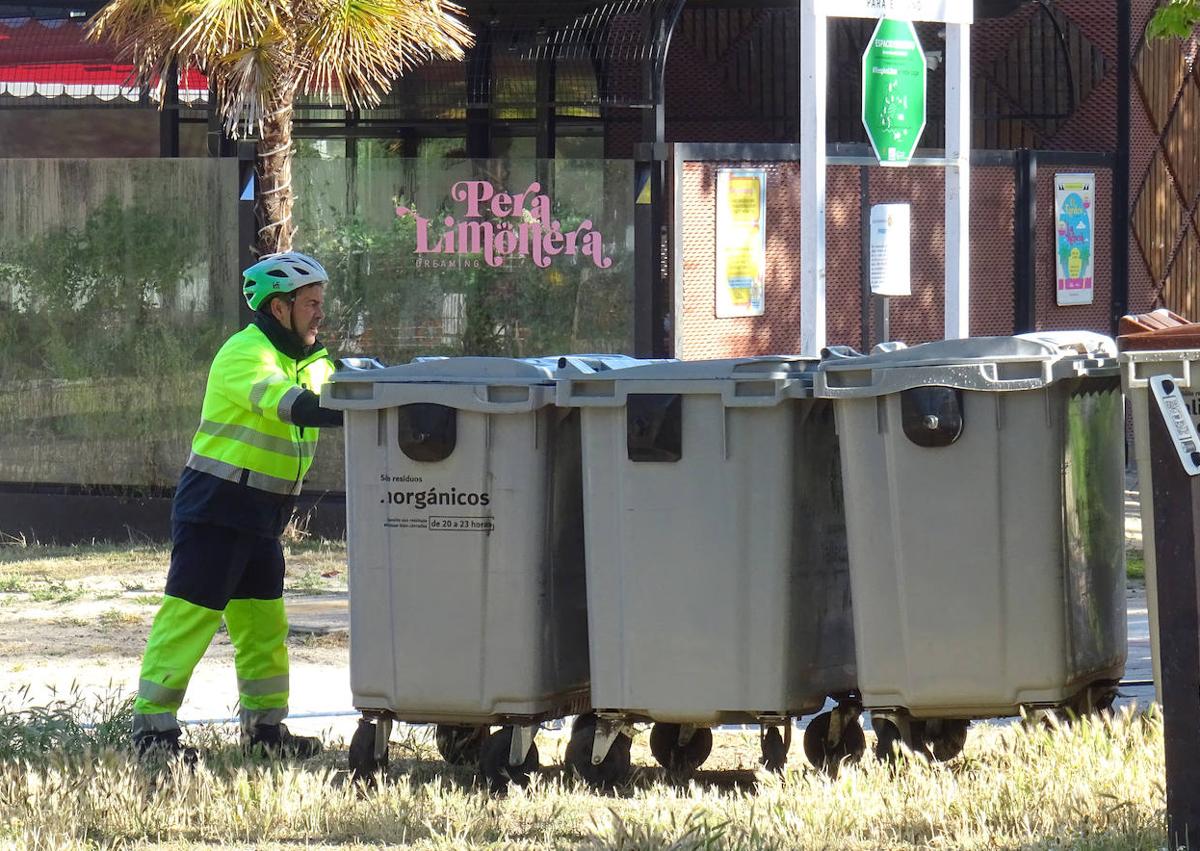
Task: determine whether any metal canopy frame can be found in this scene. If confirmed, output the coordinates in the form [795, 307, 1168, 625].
[0, 0, 693, 113]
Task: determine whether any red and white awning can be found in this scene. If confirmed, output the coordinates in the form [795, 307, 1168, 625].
[0, 18, 209, 103]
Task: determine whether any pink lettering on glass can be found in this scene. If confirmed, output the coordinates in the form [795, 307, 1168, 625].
[396, 181, 613, 269]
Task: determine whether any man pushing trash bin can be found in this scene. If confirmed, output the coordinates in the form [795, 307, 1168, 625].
[131, 251, 344, 761]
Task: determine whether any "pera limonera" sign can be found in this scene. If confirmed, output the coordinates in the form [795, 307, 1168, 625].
[396, 180, 613, 270]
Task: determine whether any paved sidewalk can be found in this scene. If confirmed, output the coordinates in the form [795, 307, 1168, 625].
[287, 592, 349, 636]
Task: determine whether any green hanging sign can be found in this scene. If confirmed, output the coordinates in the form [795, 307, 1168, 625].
[861, 17, 927, 166]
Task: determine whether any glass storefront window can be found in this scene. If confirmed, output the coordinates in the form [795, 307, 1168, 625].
[0, 158, 240, 488]
[292, 156, 635, 364]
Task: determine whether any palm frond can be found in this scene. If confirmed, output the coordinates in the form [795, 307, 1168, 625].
[85, 0, 175, 45]
[297, 0, 472, 111]
[171, 0, 279, 69]
[214, 22, 293, 131]
[88, 0, 472, 134]
[85, 0, 183, 95]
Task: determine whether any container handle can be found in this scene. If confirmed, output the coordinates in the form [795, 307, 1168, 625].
[336, 357, 386, 371]
[1122, 355, 1194, 390]
[328, 383, 553, 413]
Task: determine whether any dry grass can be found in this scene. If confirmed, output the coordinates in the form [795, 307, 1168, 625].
[0, 543, 171, 582]
[0, 539, 348, 595]
[0, 701, 1169, 851]
[0, 543, 1166, 849]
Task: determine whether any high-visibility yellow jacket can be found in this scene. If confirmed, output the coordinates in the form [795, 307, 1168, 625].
[173, 316, 338, 536]
[188, 323, 335, 495]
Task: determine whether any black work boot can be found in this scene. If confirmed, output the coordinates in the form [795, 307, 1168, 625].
[134, 729, 199, 765]
[242, 723, 322, 760]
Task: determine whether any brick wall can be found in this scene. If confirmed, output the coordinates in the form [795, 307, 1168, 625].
[675, 157, 1116, 360]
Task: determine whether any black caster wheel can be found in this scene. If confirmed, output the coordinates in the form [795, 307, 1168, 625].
[1094, 687, 1118, 715]
[649, 723, 713, 779]
[803, 711, 866, 776]
[479, 727, 539, 794]
[435, 724, 486, 766]
[760, 726, 789, 774]
[1048, 685, 1120, 728]
[1070, 685, 1119, 722]
[349, 718, 388, 782]
[916, 719, 968, 762]
[872, 717, 904, 763]
[564, 713, 633, 790]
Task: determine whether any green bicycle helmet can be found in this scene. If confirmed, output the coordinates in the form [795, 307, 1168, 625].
[242, 252, 330, 311]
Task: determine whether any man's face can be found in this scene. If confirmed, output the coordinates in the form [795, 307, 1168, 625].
[273, 283, 325, 346]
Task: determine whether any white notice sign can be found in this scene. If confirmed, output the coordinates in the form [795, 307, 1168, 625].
[870, 203, 912, 297]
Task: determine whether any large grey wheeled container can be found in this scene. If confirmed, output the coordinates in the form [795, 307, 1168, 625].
[326, 355, 637, 790]
[815, 333, 1127, 761]
[556, 356, 860, 785]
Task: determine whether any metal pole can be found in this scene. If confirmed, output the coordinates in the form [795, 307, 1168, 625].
[633, 2, 683, 359]
[1149, 379, 1200, 850]
[236, 141, 257, 324]
[1014, 148, 1038, 333]
[536, 30, 557, 161]
[159, 61, 179, 158]
[206, 86, 235, 158]
[633, 3, 666, 357]
[873, 295, 890, 344]
[860, 166, 871, 351]
[465, 27, 492, 159]
[634, 157, 655, 358]
[1113, 0, 1131, 330]
[345, 111, 359, 216]
[800, 0, 827, 357]
[944, 20, 971, 339]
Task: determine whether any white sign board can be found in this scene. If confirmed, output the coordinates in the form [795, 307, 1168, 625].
[1151, 374, 1200, 476]
[870, 203, 912, 296]
[813, 0, 973, 23]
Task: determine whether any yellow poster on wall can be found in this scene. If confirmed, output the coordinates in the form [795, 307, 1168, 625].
[716, 168, 767, 318]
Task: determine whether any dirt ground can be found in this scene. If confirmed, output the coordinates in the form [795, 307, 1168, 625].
[0, 541, 361, 744]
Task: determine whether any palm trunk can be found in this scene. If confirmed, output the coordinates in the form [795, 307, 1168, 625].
[256, 86, 296, 255]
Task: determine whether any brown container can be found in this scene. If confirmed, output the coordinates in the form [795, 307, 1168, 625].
[1118, 309, 1200, 351]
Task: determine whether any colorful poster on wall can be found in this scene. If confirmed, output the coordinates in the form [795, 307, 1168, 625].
[716, 168, 767, 318]
[1055, 173, 1095, 306]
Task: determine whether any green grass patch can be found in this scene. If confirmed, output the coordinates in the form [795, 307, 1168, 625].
[27, 579, 83, 604]
[286, 567, 341, 596]
[96, 609, 143, 629]
[0, 575, 28, 593]
[1128, 549, 1146, 581]
[0, 684, 133, 762]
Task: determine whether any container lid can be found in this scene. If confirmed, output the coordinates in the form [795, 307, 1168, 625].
[332, 354, 640, 387]
[1118, 308, 1200, 352]
[558, 355, 818, 383]
[816, 332, 1118, 397]
[821, 332, 1115, 371]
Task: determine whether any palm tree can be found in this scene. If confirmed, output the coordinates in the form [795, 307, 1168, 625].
[87, 0, 473, 254]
